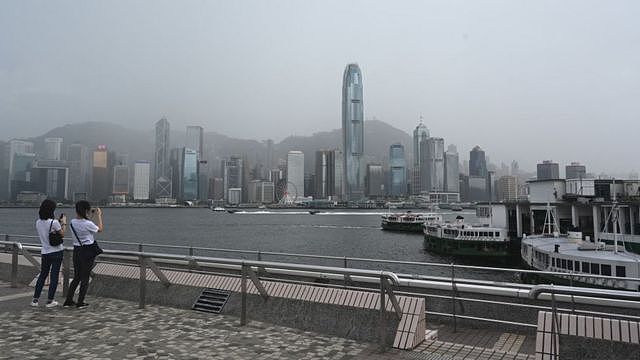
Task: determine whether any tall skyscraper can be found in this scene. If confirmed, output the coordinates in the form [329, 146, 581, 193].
[154, 118, 171, 198]
[286, 151, 304, 201]
[91, 145, 110, 203]
[389, 143, 407, 197]
[67, 144, 90, 200]
[424, 138, 445, 192]
[186, 126, 204, 158]
[133, 161, 150, 200]
[314, 150, 335, 199]
[444, 144, 460, 193]
[469, 146, 487, 178]
[44, 138, 63, 160]
[171, 147, 199, 202]
[6, 140, 34, 199]
[222, 156, 243, 202]
[496, 175, 518, 201]
[565, 162, 587, 179]
[537, 160, 560, 180]
[412, 118, 430, 194]
[341, 63, 364, 201]
[333, 149, 344, 200]
[112, 165, 129, 195]
[265, 139, 274, 171]
[365, 164, 384, 197]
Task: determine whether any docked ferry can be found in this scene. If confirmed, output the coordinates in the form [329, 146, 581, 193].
[423, 218, 511, 258]
[521, 204, 640, 291]
[381, 212, 442, 233]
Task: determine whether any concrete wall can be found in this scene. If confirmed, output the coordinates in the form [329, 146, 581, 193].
[87, 273, 399, 346]
[560, 335, 640, 360]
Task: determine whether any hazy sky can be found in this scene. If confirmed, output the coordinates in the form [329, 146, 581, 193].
[1, 1, 639, 173]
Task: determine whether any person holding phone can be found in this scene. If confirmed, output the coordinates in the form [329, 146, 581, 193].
[32, 199, 66, 307]
[64, 200, 103, 308]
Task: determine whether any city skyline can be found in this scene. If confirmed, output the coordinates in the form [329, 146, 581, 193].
[2, 1, 639, 173]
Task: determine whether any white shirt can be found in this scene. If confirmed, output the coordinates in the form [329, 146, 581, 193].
[35, 219, 64, 254]
[69, 218, 99, 246]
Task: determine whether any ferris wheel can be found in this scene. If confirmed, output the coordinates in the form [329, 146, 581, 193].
[275, 180, 299, 204]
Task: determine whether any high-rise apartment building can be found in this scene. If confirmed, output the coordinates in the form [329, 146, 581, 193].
[389, 143, 406, 197]
[286, 151, 304, 201]
[444, 144, 460, 193]
[314, 150, 335, 199]
[333, 149, 344, 200]
[565, 162, 587, 179]
[154, 118, 171, 198]
[44, 138, 63, 160]
[537, 160, 560, 180]
[469, 146, 488, 178]
[133, 161, 150, 200]
[342, 63, 364, 201]
[412, 118, 429, 194]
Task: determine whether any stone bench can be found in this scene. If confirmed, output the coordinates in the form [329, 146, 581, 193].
[536, 311, 640, 359]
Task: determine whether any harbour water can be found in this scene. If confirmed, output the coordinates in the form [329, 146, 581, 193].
[0, 207, 518, 281]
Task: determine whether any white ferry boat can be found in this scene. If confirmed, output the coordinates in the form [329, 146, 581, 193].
[521, 203, 640, 291]
[381, 212, 442, 233]
[423, 217, 511, 258]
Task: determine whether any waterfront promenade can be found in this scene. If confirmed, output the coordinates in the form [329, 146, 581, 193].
[0, 281, 536, 360]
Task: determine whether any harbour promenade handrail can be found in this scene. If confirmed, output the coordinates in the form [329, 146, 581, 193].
[4, 239, 640, 339]
[1, 239, 405, 350]
[4, 233, 640, 283]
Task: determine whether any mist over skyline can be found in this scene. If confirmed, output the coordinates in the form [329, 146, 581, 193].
[1, 1, 639, 174]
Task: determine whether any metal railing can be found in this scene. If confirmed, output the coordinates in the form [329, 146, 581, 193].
[0, 239, 404, 351]
[3, 233, 640, 337]
[5, 233, 640, 287]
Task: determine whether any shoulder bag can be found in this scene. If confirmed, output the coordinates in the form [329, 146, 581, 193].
[69, 222, 103, 260]
[48, 220, 64, 246]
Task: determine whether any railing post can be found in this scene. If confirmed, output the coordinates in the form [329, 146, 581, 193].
[451, 263, 457, 333]
[138, 243, 143, 253]
[257, 251, 261, 262]
[139, 254, 146, 309]
[62, 248, 71, 297]
[378, 274, 387, 352]
[343, 257, 349, 286]
[550, 284, 559, 359]
[240, 263, 247, 326]
[10, 239, 18, 288]
[188, 246, 194, 272]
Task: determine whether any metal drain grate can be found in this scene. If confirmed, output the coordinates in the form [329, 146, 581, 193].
[192, 288, 231, 314]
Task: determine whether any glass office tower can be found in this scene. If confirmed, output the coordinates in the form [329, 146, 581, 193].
[341, 63, 364, 201]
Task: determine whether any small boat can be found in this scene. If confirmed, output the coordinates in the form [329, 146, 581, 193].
[451, 205, 463, 212]
[381, 211, 442, 233]
[309, 210, 321, 215]
[227, 209, 237, 214]
[212, 207, 226, 212]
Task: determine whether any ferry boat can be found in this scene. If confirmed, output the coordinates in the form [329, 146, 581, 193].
[211, 207, 226, 212]
[521, 203, 640, 291]
[423, 218, 511, 258]
[381, 212, 442, 233]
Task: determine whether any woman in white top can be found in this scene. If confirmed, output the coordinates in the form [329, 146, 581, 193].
[64, 200, 103, 308]
[32, 199, 66, 308]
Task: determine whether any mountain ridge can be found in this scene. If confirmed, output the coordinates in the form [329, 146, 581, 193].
[26, 120, 413, 174]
